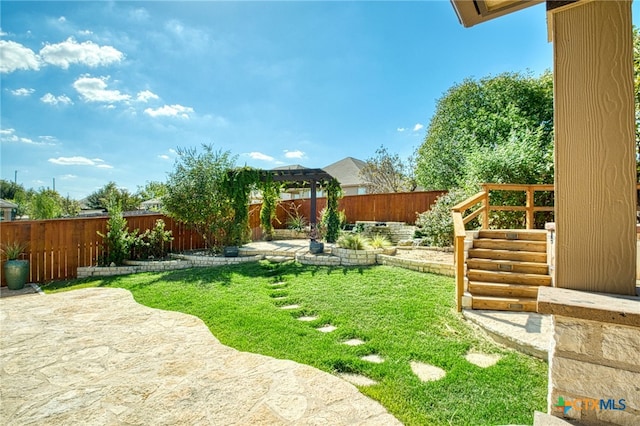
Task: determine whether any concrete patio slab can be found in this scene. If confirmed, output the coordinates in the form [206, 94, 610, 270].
[0, 288, 400, 425]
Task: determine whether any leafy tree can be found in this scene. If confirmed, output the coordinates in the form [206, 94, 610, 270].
[359, 145, 417, 193]
[415, 188, 473, 247]
[0, 179, 30, 216]
[97, 203, 133, 266]
[28, 189, 63, 219]
[86, 182, 142, 211]
[164, 144, 237, 251]
[415, 72, 554, 190]
[137, 181, 168, 201]
[259, 180, 280, 241]
[60, 195, 81, 217]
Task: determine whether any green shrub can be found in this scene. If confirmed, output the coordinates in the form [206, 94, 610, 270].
[130, 219, 174, 260]
[98, 205, 133, 266]
[337, 233, 369, 250]
[415, 188, 472, 248]
[369, 234, 391, 249]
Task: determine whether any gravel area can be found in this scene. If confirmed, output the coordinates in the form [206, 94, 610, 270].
[394, 248, 454, 264]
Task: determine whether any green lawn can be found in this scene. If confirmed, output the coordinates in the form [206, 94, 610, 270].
[46, 261, 547, 425]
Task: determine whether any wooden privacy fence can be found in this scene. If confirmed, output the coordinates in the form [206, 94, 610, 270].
[1, 191, 447, 285]
[251, 190, 447, 239]
[0, 214, 205, 286]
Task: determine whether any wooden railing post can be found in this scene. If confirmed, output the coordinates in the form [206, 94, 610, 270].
[526, 186, 534, 229]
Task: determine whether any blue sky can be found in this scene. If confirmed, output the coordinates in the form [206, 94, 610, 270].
[1, 1, 638, 199]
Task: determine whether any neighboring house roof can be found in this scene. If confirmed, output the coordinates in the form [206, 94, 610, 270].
[0, 199, 18, 209]
[272, 164, 307, 170]
[322, 157, 366, 187]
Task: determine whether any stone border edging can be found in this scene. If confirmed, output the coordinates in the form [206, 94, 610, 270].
[77, 249, 454, 279]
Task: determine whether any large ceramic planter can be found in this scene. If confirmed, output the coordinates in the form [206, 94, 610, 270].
[309, 241, 324, 254]
[223, 246, 239, 257]
[4, 260, 29, 290]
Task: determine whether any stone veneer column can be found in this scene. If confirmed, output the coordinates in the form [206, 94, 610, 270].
[538, 287, 640, 425]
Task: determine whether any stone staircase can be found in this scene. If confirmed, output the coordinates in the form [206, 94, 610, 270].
[466, 230, 551, 312]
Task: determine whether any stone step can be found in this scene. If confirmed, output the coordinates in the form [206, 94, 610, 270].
[468, 281, 540, 298]
[478, 229, 547, 241]
[468, 248, 547, 263]
[473, 238, 547, 252]
[468, 269, 552, 286]
[471, 295, 538, 312]
[466, 258, 548, 275]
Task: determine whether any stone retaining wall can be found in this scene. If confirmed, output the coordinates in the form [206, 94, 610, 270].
[355, 221, 416, 243]
[377, 255, 455, 277]
[77, 255, 263, 279]
[538, 287, 640, 426]
[78, 249, 455, 278]
[332, 247, 382, 266]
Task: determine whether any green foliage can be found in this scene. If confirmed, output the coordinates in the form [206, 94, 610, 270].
[136, 181, 168, 201]
[321, 178, 342, 243]
[86, 182, 142, 211]
[224, 167, 261, 246]
[359, 145, 417, 193]
[28, 188, 63, 219]
[368, 234, 391, 249]
[415, 188, 473, 247]
[464, 128, 554, 189]
[336, 233, 369, 250]
[97, 205, 133, 266]
[164, 145, 237, 251]
[415, 72, 554, 190]
[1, 241, 28, 260]
[259, 179, 280, 241]
[129, 219, 174, 260]
[285, 203, 307, 232]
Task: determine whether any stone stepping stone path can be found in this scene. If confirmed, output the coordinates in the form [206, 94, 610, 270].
[316, 325, 337, 333]
[361, 354, 384, 364]
[465, 352, 502, 368]
[410, 361, 446, 382]
[271, 296, 288, 301]
[297, 315, 318, 322]
[269, 282, 287, 288]
[338, 373, 378, 387]
[342, 338, 365, 346]
[280, 304, 301, 310]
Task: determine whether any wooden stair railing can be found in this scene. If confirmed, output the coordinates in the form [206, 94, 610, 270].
[451, 184, 555, 312]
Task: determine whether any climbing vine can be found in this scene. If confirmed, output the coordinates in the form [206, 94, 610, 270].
[321, 178, 342, 243]
[259, 178, 280, 241]
[224, 167, 261, 246]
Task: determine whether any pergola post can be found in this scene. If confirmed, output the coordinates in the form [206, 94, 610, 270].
[550, 0, 636, 295]
[310, 179, 317, 240]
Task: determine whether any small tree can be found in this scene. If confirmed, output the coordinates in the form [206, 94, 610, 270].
[415, 188, 472, 248]
[28, 188, 63, 219]
[98, 203, 133, 265]
[359, 145, 416, 193]
[164, 145, 236, 251]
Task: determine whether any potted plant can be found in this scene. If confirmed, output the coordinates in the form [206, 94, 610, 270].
[2, 241, 29, 290]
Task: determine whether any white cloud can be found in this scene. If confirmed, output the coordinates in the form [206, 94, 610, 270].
[158, 154, 170, 160]
[284, 150, 305, 159]
[144, 104, 194, 118]
[248, 152, 275, 162]
[73, 75, 130, 103]
[41, 93, 73, 105]
[60, 174, 77, 180]
[11, 88, 35, 96]
[39, 37, 124, 69]
[0, 40, 41, 73]
[413, 123, 424, 132]
[0, 29, 7, 37]
[58, 16, 66, 23]
[48, 156, 113, 169]
[136, 90, 159, 102]
[397, 127, 406, 132]
[168, 148, 177, 154]
[0, 128, 56, 146]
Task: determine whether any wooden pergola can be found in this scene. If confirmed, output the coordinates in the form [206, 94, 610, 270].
[261, 168, 335, 241]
